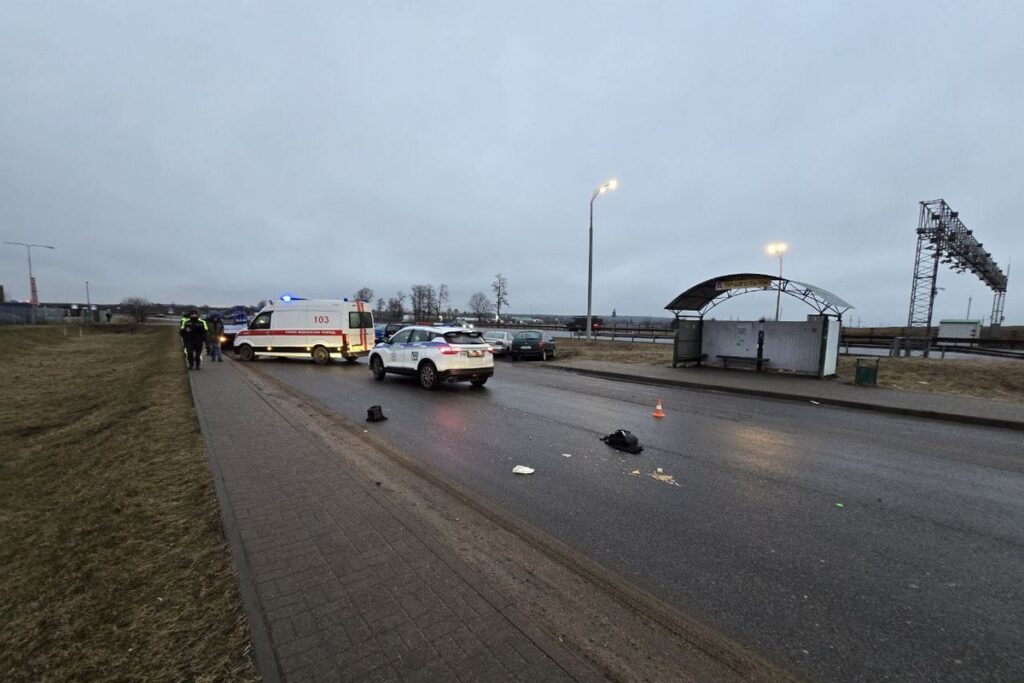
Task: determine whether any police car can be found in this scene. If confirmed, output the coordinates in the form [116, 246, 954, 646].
[369, 326, 493, 389]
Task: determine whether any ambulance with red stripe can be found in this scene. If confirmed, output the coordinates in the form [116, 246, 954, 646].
[233, 297, 375, 365]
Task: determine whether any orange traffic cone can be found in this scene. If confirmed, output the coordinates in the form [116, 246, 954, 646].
[652, 399, 665, 418]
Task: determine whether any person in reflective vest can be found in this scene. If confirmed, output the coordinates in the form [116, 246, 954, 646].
[180, 309, 209, 370]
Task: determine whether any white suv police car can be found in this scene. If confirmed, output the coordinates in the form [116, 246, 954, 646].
[369, 326, 493, 389]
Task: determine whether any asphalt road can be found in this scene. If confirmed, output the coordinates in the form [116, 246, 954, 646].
[252, 356, 1024, 682]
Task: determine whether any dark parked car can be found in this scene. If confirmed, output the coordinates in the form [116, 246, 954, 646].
[381, 323, 406, 342]
[510, 330, 556, 361]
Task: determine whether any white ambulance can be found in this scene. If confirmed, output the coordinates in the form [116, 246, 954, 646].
[233, 297, 375, 365]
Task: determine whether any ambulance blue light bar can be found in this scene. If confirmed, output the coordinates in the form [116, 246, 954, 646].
[279, 293, 305, 302]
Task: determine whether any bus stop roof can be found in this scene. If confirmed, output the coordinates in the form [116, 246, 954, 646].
[664, 273, 853, 317]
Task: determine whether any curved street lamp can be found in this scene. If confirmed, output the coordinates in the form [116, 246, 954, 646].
[765, 242, 788, 321]
[587, 179, 618, 340]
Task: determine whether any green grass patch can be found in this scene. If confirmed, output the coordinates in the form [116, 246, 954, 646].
[0, 325, 257, 681]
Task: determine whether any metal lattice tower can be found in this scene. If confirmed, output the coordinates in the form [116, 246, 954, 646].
[990, 260, 1009, 327]
[907, 199, 1009, 354]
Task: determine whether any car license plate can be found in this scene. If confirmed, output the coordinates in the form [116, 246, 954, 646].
[521, 345, 532, 349]
[468, 350, 483, 357]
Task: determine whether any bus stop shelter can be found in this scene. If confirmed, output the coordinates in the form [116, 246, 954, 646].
[664, 273, 854, 377]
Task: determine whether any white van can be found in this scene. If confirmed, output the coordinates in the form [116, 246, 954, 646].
[233, 298, 374, 365]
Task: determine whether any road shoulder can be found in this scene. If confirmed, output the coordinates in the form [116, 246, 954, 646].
[192, 358, 799, 682]
[551, 360, 1024, 431]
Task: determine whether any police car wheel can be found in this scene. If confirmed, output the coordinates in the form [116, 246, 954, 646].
[370, 355, 385, 380]
[238, 345, 255, 362]
[312, 346, 331, 365]
[418, 361, 439, 390]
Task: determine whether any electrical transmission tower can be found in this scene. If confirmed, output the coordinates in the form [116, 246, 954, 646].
[907, 199, 1008, 356]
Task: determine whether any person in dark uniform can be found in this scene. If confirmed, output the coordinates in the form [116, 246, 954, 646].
[206, 314, 225, 362]
[180, 309, 209, 370]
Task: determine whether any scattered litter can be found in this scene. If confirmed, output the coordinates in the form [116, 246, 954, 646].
[600, 429, 643, 454]
[649, 468, 679, 486]
[375, 481, 381, 486]
[366, 405, 387, 422]
[512, 465, 535, 475]
[835, 502, 845, 509]
[562, 453, 572, 458]
[917, 381, 930, 385]
[809, 400, 821, 405]
[629, 469, 641, 476]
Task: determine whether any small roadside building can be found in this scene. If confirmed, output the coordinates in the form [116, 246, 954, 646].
[937, 319, 981, 344]
[664, 273, 854, 378]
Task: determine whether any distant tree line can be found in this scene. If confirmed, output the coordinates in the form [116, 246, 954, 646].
[353, 274, 510, 322]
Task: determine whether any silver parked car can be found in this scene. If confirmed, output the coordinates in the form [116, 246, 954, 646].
[483, 330, 514, 357]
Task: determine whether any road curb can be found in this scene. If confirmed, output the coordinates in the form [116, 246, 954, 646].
[549, 365, 1024, 432]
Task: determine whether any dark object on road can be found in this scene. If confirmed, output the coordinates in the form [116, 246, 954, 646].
[366, 405, 388, 422]
[601, 429, 643, 454]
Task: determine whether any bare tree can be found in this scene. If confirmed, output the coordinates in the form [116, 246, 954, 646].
[255, 299, 267, 310]
[386, 291, 406, 320]
[491, 273, 509, 322]
[437, 284, 449, 319]
[121, 296, 151, 323]
[352, 287, 374, 303]
[375, 297, 386, 316]
[467, 292, 494, 319]
[424, 285, 437, 318]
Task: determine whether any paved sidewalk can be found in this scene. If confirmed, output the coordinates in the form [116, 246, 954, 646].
[189, 361, 594, 682]
[554, 360, 1024, 430]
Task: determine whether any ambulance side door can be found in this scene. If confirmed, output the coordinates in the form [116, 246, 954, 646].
[246, 311, 274, 350]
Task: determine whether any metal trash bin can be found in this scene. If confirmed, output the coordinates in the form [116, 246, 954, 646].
[854, 358, 879, 386]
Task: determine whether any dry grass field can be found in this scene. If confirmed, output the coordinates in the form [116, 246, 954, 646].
[553, 337, 1024, 402]
[0, 325, 256, 681]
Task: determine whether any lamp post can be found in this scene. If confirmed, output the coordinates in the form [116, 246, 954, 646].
[86, 281, 91, 323]
[765, 242, 788, 321]
[587, 178, 618, 341]
[4, 241, 56, 324]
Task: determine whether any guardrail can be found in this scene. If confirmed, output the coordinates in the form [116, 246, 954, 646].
[841, 335, 1024, 350]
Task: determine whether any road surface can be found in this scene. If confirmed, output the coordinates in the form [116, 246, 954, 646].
[250, 356, 1024, 682]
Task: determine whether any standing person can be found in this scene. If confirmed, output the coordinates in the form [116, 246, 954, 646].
[105, 311, 112, 323]
[180, 309, 208, 370]
[206, 314, 224, 362]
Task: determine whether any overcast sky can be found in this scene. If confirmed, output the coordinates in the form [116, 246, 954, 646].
[1, 1, 1021, 325]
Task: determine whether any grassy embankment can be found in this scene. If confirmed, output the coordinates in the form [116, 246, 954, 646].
[552, 337, 1024, 402]
[0, 325, 256, 681]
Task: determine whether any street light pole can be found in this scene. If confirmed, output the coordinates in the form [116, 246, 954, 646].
[587, 179, 618, 341]
[765, 242, 788, 321]
[4, 241, 56, 324]
[86, 281, 91, 323]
